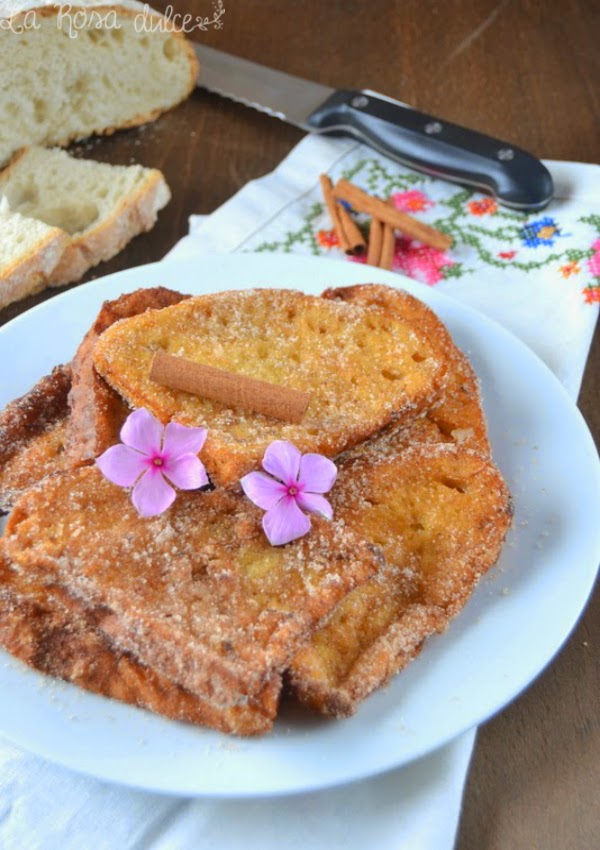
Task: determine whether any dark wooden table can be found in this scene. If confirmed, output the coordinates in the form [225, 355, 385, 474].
[2, 1, 598, 846]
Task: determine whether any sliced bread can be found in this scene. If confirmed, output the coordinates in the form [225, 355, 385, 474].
[0, 146, 171, 288]
[0, 196, 70, 309]
[0, 1, 199, 166]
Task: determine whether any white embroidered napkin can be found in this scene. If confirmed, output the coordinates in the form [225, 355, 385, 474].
[1, 136, 597, 850]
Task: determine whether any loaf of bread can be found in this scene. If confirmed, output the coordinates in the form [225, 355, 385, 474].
[0, 1, 199, 167]
[0, 146, 171, 306]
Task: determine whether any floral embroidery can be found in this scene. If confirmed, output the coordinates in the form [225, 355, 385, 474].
[392, 236, 455, 286]
[392, 189, 433, 213]
[587, 238, 600, 278]
[468, 198, 498, 216]
[560, 261, 581, 278]
[521, 216, 564, 248]
[583, 286, 600, 304]
[316, 228, 339, 249]
[251, 158, 600, 304]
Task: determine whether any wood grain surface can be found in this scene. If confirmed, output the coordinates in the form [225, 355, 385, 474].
[1, 1, 598, 847]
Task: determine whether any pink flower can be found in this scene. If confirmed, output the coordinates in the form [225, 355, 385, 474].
[392, 236, 454, 286]
[391, 190, 433, 213]
[587, 244, 600, 278]
[96, 408, 208, 517]
[241, 441, 337, 546]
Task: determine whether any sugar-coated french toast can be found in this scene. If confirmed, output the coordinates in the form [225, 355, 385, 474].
[289, 444, 512, 716]
[67, 286, 188, 465]
[322, 284, 489, 454]
[0, 365, 71, 512]
[4, 466, 381, 715]
[0, 545, 280, 735]
[92, 289, 446, 485]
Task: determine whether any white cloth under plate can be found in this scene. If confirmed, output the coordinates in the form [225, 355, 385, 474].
[1, 135, 598, 850]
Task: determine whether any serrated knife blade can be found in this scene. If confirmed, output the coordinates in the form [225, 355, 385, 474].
[193, 44, 553, 210]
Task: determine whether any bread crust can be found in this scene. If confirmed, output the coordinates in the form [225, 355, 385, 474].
[67, 286, 188, 464]
[0, 224, 70, 310]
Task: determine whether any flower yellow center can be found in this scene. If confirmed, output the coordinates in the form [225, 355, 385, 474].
[288, 486, 298, 496]
[538, 226, 556, 240]
[153, 457, 163, 466]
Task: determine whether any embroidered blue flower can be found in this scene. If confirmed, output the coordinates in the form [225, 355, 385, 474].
[521, 216, 563, 248]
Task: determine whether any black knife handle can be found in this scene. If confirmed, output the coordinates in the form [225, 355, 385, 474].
[307, 90, 553, 211]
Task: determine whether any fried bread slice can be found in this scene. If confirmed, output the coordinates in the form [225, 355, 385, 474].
[0, 365, 71, 512]
[4, 466, 381, 709]
[289, 444, 512, 716]
[67, 286, 188, 465]
[322, 284, 489, 455]
[0, 545, 280, 735]
[92, 289, 446, 485]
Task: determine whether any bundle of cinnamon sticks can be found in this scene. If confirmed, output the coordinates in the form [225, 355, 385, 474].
[319, 175, 452, 271]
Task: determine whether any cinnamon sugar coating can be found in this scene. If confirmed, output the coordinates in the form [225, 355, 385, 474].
[322, 284, 489, 454]
[0, 365, 71, 512]
[0, 545, 280, 735]
[92, 289, 445, 485]
[67, 286, 188, 466]
[4, 467, 381, 723]
[289, 444, 512, 716]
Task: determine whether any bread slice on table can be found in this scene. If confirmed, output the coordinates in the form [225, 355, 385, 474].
[0, 147, 171, 287]
[0, 365, 72, 513]
[3, 467, 381, 732]
[93, 288, 447, 485]
[289, 443, 512, 717]
[66, 286, 189, 466]
[0, 197, 70, 309]
[0, 1, 199, 167]
[0, 545, 280, 736]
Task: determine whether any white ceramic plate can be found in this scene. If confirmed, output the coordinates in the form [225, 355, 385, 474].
[1, 254, 599, 798]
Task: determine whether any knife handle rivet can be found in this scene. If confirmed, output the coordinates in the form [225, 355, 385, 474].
[351, 95, 369, 109]
[497, 148, 515, 161]
[424, 121, 443, 135]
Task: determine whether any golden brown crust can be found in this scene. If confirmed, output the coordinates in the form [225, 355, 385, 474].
[322, 284, 490, 454]
[4, 466, 381, 710]
[289, 444, 512, 716]
[0, 547, 279, 735]
[0, 366, 71, 512]
[67, 287, 188, 465]
[93, 289, 446, 486]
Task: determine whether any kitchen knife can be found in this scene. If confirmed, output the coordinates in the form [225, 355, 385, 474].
[193, 43, 553, 211]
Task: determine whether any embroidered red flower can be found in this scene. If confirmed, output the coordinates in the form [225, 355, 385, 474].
[583, 286, 600, 304]
[498, 250, 517, 260]
[587, 238, 600, 278]
[468, 197, 498, 216]
[316, 228, 339, 249]
[560, 261, 581, 278]
[392, 236, 454, 286]
[391, 190, 434, 213]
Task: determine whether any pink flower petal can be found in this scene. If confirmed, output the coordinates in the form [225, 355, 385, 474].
[241, 471, 287, 510]
[298, 453, 337, 493]
[263, 495, 311, 546]
[96, 444, 147, 487]
[120, 408, 164, 456]
[131, 468, 176, 517]
[162, 421, 207, 459]
[262, 440, 302, 485]
[296, 492, 333, 520]
[163, 454, 209, 490]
